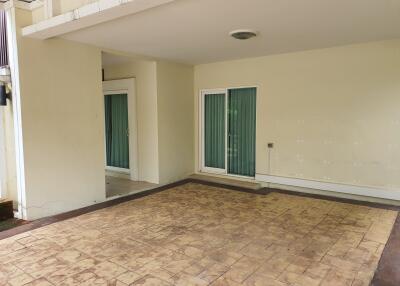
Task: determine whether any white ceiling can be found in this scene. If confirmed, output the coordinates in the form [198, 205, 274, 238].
[102, 52, 140, 66]
[63, 0, 400, 65]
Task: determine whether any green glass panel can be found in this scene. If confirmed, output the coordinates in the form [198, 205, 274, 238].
[228, 88, 256, 177]
[204, 93, 225, 169]
[104, 94, 130, 169]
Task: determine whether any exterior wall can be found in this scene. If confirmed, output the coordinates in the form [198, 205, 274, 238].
[103, 60, 160, 184]
[156, 61, 194, 184]
[15, 8, 105, 219]
[194, 40, 400, 193]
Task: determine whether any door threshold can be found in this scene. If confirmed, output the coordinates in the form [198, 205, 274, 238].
[190, 173, 261, 190]
[106, 185, 158, 201]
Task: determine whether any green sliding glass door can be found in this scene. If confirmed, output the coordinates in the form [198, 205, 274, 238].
[228, 88, 256, 177]
[105, 94, 130, 169]
[202, 88, 256, 177]
[204, 93, 226, 170]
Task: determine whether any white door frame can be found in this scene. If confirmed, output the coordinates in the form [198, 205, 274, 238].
[199, 86, 258, 179]
[199, 89, 228, 175]
[103, 79, 138, 181]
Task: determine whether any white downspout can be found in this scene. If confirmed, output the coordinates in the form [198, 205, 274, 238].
[6, 7, 27, 219]
[44, 0, 56, 19]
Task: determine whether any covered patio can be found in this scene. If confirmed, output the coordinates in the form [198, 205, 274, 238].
[0, 181, 398, 286]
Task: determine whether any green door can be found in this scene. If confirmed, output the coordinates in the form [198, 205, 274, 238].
[202, 88, 256, 177]
[228, 88, 256, 177]
[204, 93, 226, 170]
[104, 94, 130, 169]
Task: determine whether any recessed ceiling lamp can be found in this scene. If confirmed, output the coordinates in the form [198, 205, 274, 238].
[229, 29, 258, 40]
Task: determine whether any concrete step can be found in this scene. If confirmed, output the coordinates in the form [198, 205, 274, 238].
[189, 173, 262, 190]
[0, 199, 14, 221]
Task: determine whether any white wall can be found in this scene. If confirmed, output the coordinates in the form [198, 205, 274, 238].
[156, 61, 194, 184]
[194, 40, 400, 196]
[15, 8, 105, 219]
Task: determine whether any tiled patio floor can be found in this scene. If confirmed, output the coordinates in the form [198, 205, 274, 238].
[0, 183, 397, 286]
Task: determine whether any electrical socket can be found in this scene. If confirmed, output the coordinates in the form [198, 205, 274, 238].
[268, 143, 274, 148]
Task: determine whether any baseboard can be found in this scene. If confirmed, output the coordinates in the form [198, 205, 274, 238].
[255, 174, 400, 201]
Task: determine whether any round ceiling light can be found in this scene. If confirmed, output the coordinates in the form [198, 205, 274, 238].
[229, 29, 258, 40]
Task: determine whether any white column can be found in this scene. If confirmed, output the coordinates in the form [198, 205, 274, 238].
[6, 7, 27, 219]
[44, 0, 54, 19]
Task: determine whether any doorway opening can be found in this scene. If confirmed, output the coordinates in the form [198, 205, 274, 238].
[105, 93, 130, 173]
[102, 53, 157, 198]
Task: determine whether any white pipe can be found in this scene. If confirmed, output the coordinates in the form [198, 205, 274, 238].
[6, 7, 27, 219]
[44, 0, 54, 19]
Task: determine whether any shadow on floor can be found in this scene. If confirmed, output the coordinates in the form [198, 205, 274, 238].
[0, 218, 27, 232]
[105, 176, 158, 198]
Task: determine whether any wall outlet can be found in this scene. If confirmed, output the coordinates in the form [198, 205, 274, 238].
[268, 143, 274, 148]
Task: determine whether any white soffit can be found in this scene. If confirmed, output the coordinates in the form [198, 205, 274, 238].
[22, 0, 176, 39]
[24, 0, 400, 64]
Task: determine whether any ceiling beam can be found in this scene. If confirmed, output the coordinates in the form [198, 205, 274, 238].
[22, 0, 176, 39]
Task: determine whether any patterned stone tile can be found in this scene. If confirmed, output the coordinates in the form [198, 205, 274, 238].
[8, 273, 35, 286]
[0, 183, 396, 286]
[130, 274, 171, 285]
[116, 271, 143, 285]
[223, 256, 262, 283]
[24, 278, 53, 286]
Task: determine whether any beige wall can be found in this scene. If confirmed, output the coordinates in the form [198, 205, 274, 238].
[15, 8, 105, 219]
[156, 61, 194, 184]
[194, 40, 400, 191]
[103, 60, 160, 184]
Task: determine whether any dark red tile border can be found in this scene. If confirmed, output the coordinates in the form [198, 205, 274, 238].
[371, 213, 400, 286]
[191, 179, 400, 211]
[188, 178, 270, 195]
[0, 179, 192, 240]
[270, 188, 400, 211]
[1, 178, 400, 286]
